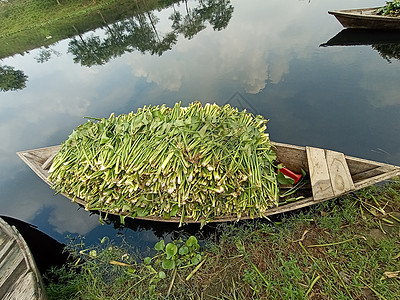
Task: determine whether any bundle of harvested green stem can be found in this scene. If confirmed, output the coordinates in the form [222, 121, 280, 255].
[49, 102, 279, 226]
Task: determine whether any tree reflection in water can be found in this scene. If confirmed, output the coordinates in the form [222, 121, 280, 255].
[373, 43, 400, 63]
[68, 0, 234, 67]
[0, 65, 28, 92]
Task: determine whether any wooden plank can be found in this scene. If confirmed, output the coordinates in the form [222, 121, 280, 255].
[41, 152, 57, 170]
[0, 247, 25, 299]
[351, 165, 397, 182]
[3, 271, 39, 300]
[306, 147, 335, 201]
[273, 142, 308, 174]
[354, 168, 400, 190]
[326, 150, 355, 196]
[346, 156, 394, 176]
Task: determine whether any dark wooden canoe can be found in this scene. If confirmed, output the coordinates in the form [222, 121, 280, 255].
[329, 7, 400, 30]
[0, 217, 47, 300]
[17, 142, 400, 224]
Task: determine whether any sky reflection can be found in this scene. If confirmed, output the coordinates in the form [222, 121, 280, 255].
[1, 0, 399, 245]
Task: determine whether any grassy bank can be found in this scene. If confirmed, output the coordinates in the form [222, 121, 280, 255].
[45, 179, 400, 299]
[0, 0, 175, 58]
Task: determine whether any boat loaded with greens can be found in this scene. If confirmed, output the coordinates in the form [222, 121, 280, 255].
[17, 103, 400, 227]
[329, 2, 400, 30]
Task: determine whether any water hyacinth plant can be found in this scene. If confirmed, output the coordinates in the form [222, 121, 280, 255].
[378, 0, 400, 17]
[49, 102, 279, 226]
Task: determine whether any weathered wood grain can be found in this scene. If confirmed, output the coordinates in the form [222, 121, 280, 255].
[306, 147, 335, 201]
[0, 218, 47, 300]
[325, 150, 355, 196]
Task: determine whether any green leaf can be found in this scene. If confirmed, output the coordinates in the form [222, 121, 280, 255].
[179, 246, 189, 255]
[154, 240, 165, 251]
[119, 214, 127, 225]
[235, 240, 245, 252]
[191, 254, 202, 265]
[165, 243, 178, 258]
[174, 119, 185, 127]
[163, 211, 171, 220]
[100, 132, 110, 144]
[186, 236, 198, 247]
[198, 124, 209, 138]
[136, 207, 149, 217]
[277, 171, 295, 185]
[170, 205, 179, 217]
[158, 271, 166, 279]
[144, 257, 152, 265]
[162, 258, 176, 270]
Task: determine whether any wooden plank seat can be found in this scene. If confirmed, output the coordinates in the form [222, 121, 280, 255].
[306, 146, 355, 201]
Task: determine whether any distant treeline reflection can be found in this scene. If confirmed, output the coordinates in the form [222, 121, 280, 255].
[68, 0, 234, 67]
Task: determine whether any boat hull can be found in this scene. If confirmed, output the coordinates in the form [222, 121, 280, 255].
[329, 7, 400, 30]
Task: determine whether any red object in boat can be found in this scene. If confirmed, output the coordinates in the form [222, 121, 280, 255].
[279, 167, 302, 184]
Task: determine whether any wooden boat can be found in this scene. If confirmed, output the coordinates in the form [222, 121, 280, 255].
[0, 217, 47, 300]
[17, 142, 400, 224]
[329, 7, 400, 30]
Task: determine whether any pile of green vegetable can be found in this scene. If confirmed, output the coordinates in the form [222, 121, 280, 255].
[49, 102, 279, 226]
[378, 1, 400, 17]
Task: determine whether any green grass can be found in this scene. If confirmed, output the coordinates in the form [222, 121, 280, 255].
[0, 0, 175, 58]
[45, 179, 400, 299]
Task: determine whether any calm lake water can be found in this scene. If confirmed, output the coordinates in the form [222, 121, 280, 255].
[1, 0, 400, 252]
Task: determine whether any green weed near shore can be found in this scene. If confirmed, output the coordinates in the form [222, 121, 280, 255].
[45, 179, 400, 299]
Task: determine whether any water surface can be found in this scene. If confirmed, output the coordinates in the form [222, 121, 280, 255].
[1, 0, 399, 251]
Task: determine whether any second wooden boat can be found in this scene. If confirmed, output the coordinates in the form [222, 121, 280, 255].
[0, 217, 47, 300]
[16, 142, 400, 224]
[329, 7, 400, 30]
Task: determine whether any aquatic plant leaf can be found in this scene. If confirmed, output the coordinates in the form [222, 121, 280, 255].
[179, 246, 189, 255]
[144, 257, 152, 265]
[154, 240, 165, 251]
[191, 254, 202, 265]
[165, 243, 178, 258]
[162, 258, 175, 270]
[186, 236, 198, 247]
